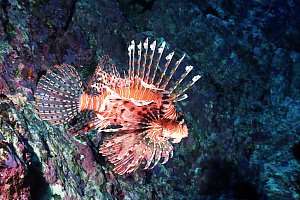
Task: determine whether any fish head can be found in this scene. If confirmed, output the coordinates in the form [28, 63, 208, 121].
[161, 114, 188, 143]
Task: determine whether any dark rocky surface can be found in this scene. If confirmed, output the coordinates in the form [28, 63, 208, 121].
[0, 0, 299, 199]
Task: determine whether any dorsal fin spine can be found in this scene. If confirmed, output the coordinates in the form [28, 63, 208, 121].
[169, 65, 193, 93]
[145, 40, 156, 83]
[113, 64, 120, 78]
[112, 65, 116, 77]
[174, 93, 188, 102]
[162, 53, 185, 89]
[175, 75, 202, 98]
[131, 40, 135, 80]
[157, 51, 174, 87]
[151, 41, 166, 85]
[137, 42, 142, 78]
[128, 42, 133, 80]
[141, 38, 149, 80]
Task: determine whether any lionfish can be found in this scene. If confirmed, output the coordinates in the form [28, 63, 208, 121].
[34, 38, 201, 175]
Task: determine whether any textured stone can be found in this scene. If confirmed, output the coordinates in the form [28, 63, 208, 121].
[0, 0, 300, 199]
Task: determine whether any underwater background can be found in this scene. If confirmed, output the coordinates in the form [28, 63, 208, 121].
[0, 0, 300, 199]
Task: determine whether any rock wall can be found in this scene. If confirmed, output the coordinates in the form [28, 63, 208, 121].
[0, 0, 299, 199]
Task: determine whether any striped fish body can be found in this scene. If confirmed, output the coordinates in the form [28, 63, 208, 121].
[78, 85, 163, 131]
[98, 38, 201, 175]
[34, 65, 164, 136]
[34, 38, 201, 175]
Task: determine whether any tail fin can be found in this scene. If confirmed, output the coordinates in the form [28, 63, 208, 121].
[34, 64, 83, 125]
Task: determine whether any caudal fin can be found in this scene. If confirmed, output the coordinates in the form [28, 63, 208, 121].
[34, 64, 83, 125]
